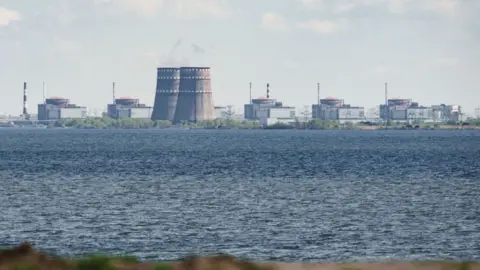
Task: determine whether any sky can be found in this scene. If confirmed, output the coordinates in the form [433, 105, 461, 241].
[0, 0, 479, 116]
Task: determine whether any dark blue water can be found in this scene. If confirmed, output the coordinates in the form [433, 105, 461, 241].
[0, 129, 479, 262]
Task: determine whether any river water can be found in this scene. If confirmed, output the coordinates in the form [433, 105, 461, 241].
[0, 129, 479, 262]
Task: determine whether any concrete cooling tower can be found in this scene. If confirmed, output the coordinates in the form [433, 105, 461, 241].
[172, 67, 214, 123]
[151, 68, 180, 121]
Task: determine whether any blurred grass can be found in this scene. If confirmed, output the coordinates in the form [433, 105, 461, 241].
[1, 243, 479, 270]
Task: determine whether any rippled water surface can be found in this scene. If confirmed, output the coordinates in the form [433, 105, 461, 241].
[0, 129, 479, 262]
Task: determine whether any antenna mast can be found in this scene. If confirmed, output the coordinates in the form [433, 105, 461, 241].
[266, 83, 270, 99]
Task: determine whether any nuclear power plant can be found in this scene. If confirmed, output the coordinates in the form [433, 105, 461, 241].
[8, 79, 469, 126]
[151, 67, 215, 123]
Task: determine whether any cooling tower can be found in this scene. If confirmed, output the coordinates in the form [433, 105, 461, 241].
[151, 67, 180, 121]
[173, 67, 214, 123]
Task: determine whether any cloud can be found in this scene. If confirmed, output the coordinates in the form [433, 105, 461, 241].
[0, 7, 21, 26]
[386, 0, 463, 18]
[94, 0, 231, 19]
[260, 10, 348, 35]
[387, 0, 412, 14]
[260, 12, 290, 32]
[94, 0, 164, 17]
[297, 0, 324, 10]
[47, 0, 78, 26]
[296, 19, 347, 34]
[144, 38, 210, 66]
[424, 0, 460, 18]
[297, 0, 466, 19]
[173, 0, 232, 19]
[159, 56, 190, 66]
[333, 2, 357, 13]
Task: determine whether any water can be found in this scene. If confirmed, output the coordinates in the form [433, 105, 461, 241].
[0, 129, 479, 262]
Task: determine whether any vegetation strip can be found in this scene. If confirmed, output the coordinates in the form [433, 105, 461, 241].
[28, 117, 480, 129]
[1, 243, 479, 270]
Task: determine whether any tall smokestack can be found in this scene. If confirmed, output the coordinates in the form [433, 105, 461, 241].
[266, 83, 270, 99]
[43, 82, 46, 104]
[112, 82, 116, 104]
[317, 82, 320, 106]
[316, 82, 320, 119]
[249, 82, 252, 104]
[23, 82, 28, 117]
[385, 82, 388, 125]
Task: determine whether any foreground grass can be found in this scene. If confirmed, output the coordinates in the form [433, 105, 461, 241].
[1, 243, 479, 270]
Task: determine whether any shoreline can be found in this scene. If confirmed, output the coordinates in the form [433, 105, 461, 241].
[2, 126, 480, 131]
[1, 243, 479, 270]
[2, 122, 480, 131]
[2, 117, 480, 130]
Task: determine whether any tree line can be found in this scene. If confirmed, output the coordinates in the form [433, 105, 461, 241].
[44, 117, 480, 130]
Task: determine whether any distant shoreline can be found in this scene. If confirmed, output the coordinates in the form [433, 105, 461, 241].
[2, 125, 479, 131]
[1, 117, 479, 130]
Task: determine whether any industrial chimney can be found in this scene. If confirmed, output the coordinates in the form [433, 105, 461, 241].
[23, 82, 29, 120]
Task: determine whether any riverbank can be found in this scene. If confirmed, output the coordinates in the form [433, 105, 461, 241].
[3, 117, 480, 130]
[357, 125, 480, 130]
[3, 122, 480, 131]
[1, 243, 478, 270]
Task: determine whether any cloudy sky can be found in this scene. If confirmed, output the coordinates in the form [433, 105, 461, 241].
[0, 0, 479, 116]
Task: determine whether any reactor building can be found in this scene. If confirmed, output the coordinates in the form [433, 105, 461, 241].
[151, 67, 215, 123]
[244, 83, 296, 126]
[37, 97, 87, 120]
[107, 97, 153, 119]
[312, 97, 365, 123]
[379, 98, 462, 123]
